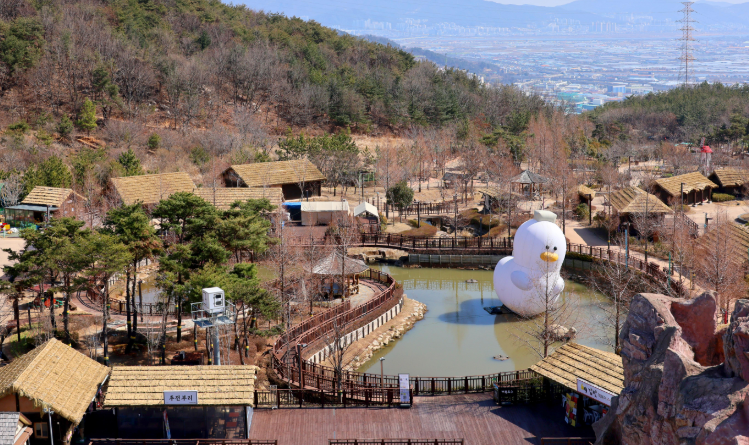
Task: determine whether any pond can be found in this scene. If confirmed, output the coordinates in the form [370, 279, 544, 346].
[357, 265, 613, 377]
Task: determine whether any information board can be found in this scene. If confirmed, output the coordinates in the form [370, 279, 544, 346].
[399, 374, 410, 405]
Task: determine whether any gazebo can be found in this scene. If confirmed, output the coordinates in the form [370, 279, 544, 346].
[312, 252, 369, 298]
[510, 170, 549, 199]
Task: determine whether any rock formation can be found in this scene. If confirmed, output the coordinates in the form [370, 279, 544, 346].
[594, 292, 749, 445]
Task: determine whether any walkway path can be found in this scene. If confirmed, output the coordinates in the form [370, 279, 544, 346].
[249, 392, 591, 445]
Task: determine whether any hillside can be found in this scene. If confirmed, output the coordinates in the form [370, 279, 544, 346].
[587, 83, 749, 145]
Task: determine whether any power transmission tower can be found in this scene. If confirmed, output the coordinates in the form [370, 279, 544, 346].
[677, 2, 697, 87]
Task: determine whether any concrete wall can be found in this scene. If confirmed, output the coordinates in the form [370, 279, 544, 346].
[307, 298, 403, 364]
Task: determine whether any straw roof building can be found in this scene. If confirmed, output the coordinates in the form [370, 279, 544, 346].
[223, 160, 325, 200]
[577, 185, 596, 201]
[21, 187, 85, 208]
[104, 366, 258, 407]
[3, 187, 87, 224]
[530, 343, 624, 396]
[0, 339, 109, 425]
[193, 187, 283, 209]
[311, 252, 368, 276]
[654, 172, 717, 205]
[609, 187, 673, 215]
[111, 172, 195, 206]
[708, 168, 749, 194]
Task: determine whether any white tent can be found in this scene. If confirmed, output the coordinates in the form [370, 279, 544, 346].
[353, 202, 379, 221]
[301, 201, 350, 226]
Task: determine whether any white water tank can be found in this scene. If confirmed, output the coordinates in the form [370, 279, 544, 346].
[202, 287, 225, 314]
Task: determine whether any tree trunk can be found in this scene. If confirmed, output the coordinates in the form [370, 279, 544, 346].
[131, 265, 138, 348]
[124, 269, 132, 353]
[13, 297, 20, 343]
[63, 288, 71, 343]
[103, 281, 109, 366]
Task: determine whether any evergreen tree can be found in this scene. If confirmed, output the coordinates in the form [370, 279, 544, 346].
[23, 155, 73, 194]
[117, 148, 144, 176]
[77, 98, 97, 134]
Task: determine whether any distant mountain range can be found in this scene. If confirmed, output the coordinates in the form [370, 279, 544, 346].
[238, 0, 749, 29]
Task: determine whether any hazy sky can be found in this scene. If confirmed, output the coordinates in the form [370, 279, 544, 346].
[488, 0, 747, 5]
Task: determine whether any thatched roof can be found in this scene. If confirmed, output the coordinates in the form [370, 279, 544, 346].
[655, 172, 718, 196]
[21, 187, 84, 208]
[609, 187, 673, 215]
[104, 365, 258, 407]
[578, 185, 596, 200]
[530, 343, 624, 396]
[699, 222, 749, 255]
[193, 187, 283, 209]
[510, 170, 548, 185]
[708, 168, 749, 188]
[311, 252, 368, 276]
[111, 172, 195, 206]
[0, 339, 109, 425]
[224, 160, 326, 188]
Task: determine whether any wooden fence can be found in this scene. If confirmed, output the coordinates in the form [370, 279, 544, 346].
[254, 388, 410, 408]
[89, 441, 277, 445]
[329, 440, 464, 445]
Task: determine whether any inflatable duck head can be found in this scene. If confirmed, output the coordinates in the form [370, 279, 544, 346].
[513, 210, 566, 273]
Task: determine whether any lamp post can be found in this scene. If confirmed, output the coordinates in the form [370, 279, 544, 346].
[380, 357, 385, 390]
[454, 194, 458, 241]
[623, 221, 630, 270]
[415, 200, 420, 228]
[587, 193, 593, 226]
[43, 407, 54, 445]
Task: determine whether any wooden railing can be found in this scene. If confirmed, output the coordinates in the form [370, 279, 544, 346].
[539, 438, 595, 445]
[89, 441, 277, 445]
[329, 440, 464, 445]
[254, 388, 410, 408]
[358, 196, 467, 217]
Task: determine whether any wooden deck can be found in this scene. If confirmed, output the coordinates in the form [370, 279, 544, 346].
[249, 393, 593, 445]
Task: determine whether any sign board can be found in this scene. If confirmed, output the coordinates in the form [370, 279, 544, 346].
[576, 378, 615, 406]
[164, 390, 198, 405]
[399, 374, 410, 405]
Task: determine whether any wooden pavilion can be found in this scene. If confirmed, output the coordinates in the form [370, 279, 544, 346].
[0, 339, 110, 445]
[104, 365, 258, 439]
[311, 252, 368, 298]
[510, 170, 548, 199]
[654, 172, 717, 206]
[609, 186, 673, 230]
[708, 168, 749, 195]
[531, 343, 623, 427]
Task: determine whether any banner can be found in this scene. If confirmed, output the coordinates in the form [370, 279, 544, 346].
[576, 378, 615, 406]
[163, 410, 171, 439]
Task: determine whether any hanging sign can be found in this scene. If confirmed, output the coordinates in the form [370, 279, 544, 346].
[163, 410, 171, 439]
[164, 390, 198, 405]
[576, 378, 615, 406]
[399, 374, 410, 405]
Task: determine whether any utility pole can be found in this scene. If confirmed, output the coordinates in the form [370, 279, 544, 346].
[678, 2, 697, 87]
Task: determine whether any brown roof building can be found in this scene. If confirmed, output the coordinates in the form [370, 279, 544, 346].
[654, 172, 718, 206]
[4, 187, 86, 228]
[223, 160, 325, 200]
[0, 339, 109, 444]
[708, 168, 749, 194]
[111, 172, 195, 206]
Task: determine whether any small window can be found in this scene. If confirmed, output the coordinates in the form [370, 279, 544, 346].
[34, 422, 49, 439]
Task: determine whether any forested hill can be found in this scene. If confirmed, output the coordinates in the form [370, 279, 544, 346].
[0, 0, 546, 132]
[588, 83, 749, 145]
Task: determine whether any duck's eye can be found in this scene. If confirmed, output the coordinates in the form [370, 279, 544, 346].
[553, 247, 558, 251]
[545, 245, 549, 250]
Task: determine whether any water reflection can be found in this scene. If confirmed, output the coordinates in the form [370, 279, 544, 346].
[357, 265, 612, 376]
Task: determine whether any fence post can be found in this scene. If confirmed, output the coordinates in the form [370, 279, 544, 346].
[448, 378, 452, 395]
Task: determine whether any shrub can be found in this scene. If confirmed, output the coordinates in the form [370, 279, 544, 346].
[574, 203, 590, 220]
[147, 133, 161, 151]
[57, 115, 74, 137]
[7, 120, 29, 133]
[712, 193, 735, 202]
[566, 251, 594, 262]
[399, 224, 438, 237]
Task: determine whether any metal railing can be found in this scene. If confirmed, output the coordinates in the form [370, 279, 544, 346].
[329, 440, 464, 445]
[539, 438, 595, 445]
[254, 388, 410, 408]
[89, 440, 277, 445]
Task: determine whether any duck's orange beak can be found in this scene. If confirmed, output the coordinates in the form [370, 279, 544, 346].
[540, 252, 559, 263]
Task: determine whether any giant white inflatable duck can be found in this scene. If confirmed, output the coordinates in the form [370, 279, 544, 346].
[493, 210, 566, 317]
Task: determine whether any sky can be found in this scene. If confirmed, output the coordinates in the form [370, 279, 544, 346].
[488, 0, 747, 5]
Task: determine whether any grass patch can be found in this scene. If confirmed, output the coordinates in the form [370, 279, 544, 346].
[400, 224, 439, 237]
[712, 193, 735, 202]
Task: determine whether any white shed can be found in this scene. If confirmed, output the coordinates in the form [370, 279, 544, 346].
[301, 201, 350, 226]
[353, 202, 379, 221]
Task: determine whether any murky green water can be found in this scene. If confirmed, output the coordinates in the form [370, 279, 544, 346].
[357, 265, 613, 377]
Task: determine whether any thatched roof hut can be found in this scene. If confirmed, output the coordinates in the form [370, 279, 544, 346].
[708, 168, 749, 193]
[193, 187, 284, 209]
[609, 187, 673, 215]
[530, 343, 624, 396]
[104, 365, 259, 407]
[21, 187, 85, 208]
[0, 339, 109, 425]
[654, 172, 717, 205]
[510, 170, 548, 185]
[111, 172, 195, 206]
[577, 185, 596, 200]
[311, 252, 368, 276]
[223, 160, 326, 200]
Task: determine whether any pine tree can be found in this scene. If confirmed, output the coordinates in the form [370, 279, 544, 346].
[77, 98, 97, 134]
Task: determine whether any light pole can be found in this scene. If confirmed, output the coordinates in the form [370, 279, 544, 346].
[43, 407, 54, 445]
[623, 221, 630, 270]
[454, 194, 458, 241]
[379, 357, 385, 390]
[587, 193, 593, 226]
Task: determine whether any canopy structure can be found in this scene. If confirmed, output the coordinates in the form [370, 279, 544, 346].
[353, 202, 379, 220]
[530, 343, 624, 396]
[312, 252, 368, 276]
[0, 339, 109, 425]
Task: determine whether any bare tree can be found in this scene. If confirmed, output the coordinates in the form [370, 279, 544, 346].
[0, 173, 22, 208]
[321, 315, 355, 395]
[591, 249, 639, 354]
